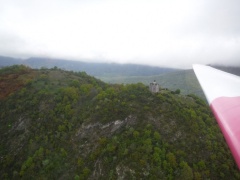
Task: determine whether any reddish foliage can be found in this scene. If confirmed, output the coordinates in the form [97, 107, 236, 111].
[0, 71, 35, 99]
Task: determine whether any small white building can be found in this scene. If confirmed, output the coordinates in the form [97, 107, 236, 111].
[149, 80, 159, 93]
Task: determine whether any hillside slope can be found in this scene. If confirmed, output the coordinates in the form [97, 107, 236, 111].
[0, 66, 240, 179]
[98, 69, 205, 100]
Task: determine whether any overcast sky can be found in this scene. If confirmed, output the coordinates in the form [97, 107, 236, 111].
[0, 0, 240, 68]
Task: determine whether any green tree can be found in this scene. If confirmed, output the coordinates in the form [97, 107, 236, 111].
[133, 131, 140, 138]
[166, 152, 177, 167]
[175, 89, 181, 94]
[154, 131, 161, 141]
[179, 161, 193, 180]
[197, 160, 206, 170]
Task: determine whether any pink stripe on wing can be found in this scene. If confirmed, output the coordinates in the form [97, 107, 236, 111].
[210, 96, 240, 169]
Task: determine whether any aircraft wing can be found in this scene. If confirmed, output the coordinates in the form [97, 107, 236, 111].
[193, 64, 240, 169]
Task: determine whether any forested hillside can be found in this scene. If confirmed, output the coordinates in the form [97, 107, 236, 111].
[0, 65, 240, 179]
[98, 69, 205, 99]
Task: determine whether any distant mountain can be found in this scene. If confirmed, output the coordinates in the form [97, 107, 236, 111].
[0, 56, 23, 67]
[0, 56, 179, 76]
[210, 65, 240, 76]
[1, 56, 239, 100]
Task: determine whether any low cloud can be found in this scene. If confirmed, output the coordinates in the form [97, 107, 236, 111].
[0, 0, 239, 68]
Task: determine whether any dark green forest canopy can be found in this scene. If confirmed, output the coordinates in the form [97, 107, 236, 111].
[0, 65, 239, 179]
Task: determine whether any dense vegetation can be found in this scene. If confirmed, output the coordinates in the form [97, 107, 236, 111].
[0, 65, 239, 179]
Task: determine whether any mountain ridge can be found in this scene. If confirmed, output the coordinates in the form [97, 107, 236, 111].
[1, 55, 239, 101]
[0, 56, 179, 77]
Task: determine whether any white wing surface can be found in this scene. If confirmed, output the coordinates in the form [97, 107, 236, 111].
[193, 64, 240, 169]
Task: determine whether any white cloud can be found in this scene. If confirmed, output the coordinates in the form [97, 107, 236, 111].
[0, 0, 239, 68]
